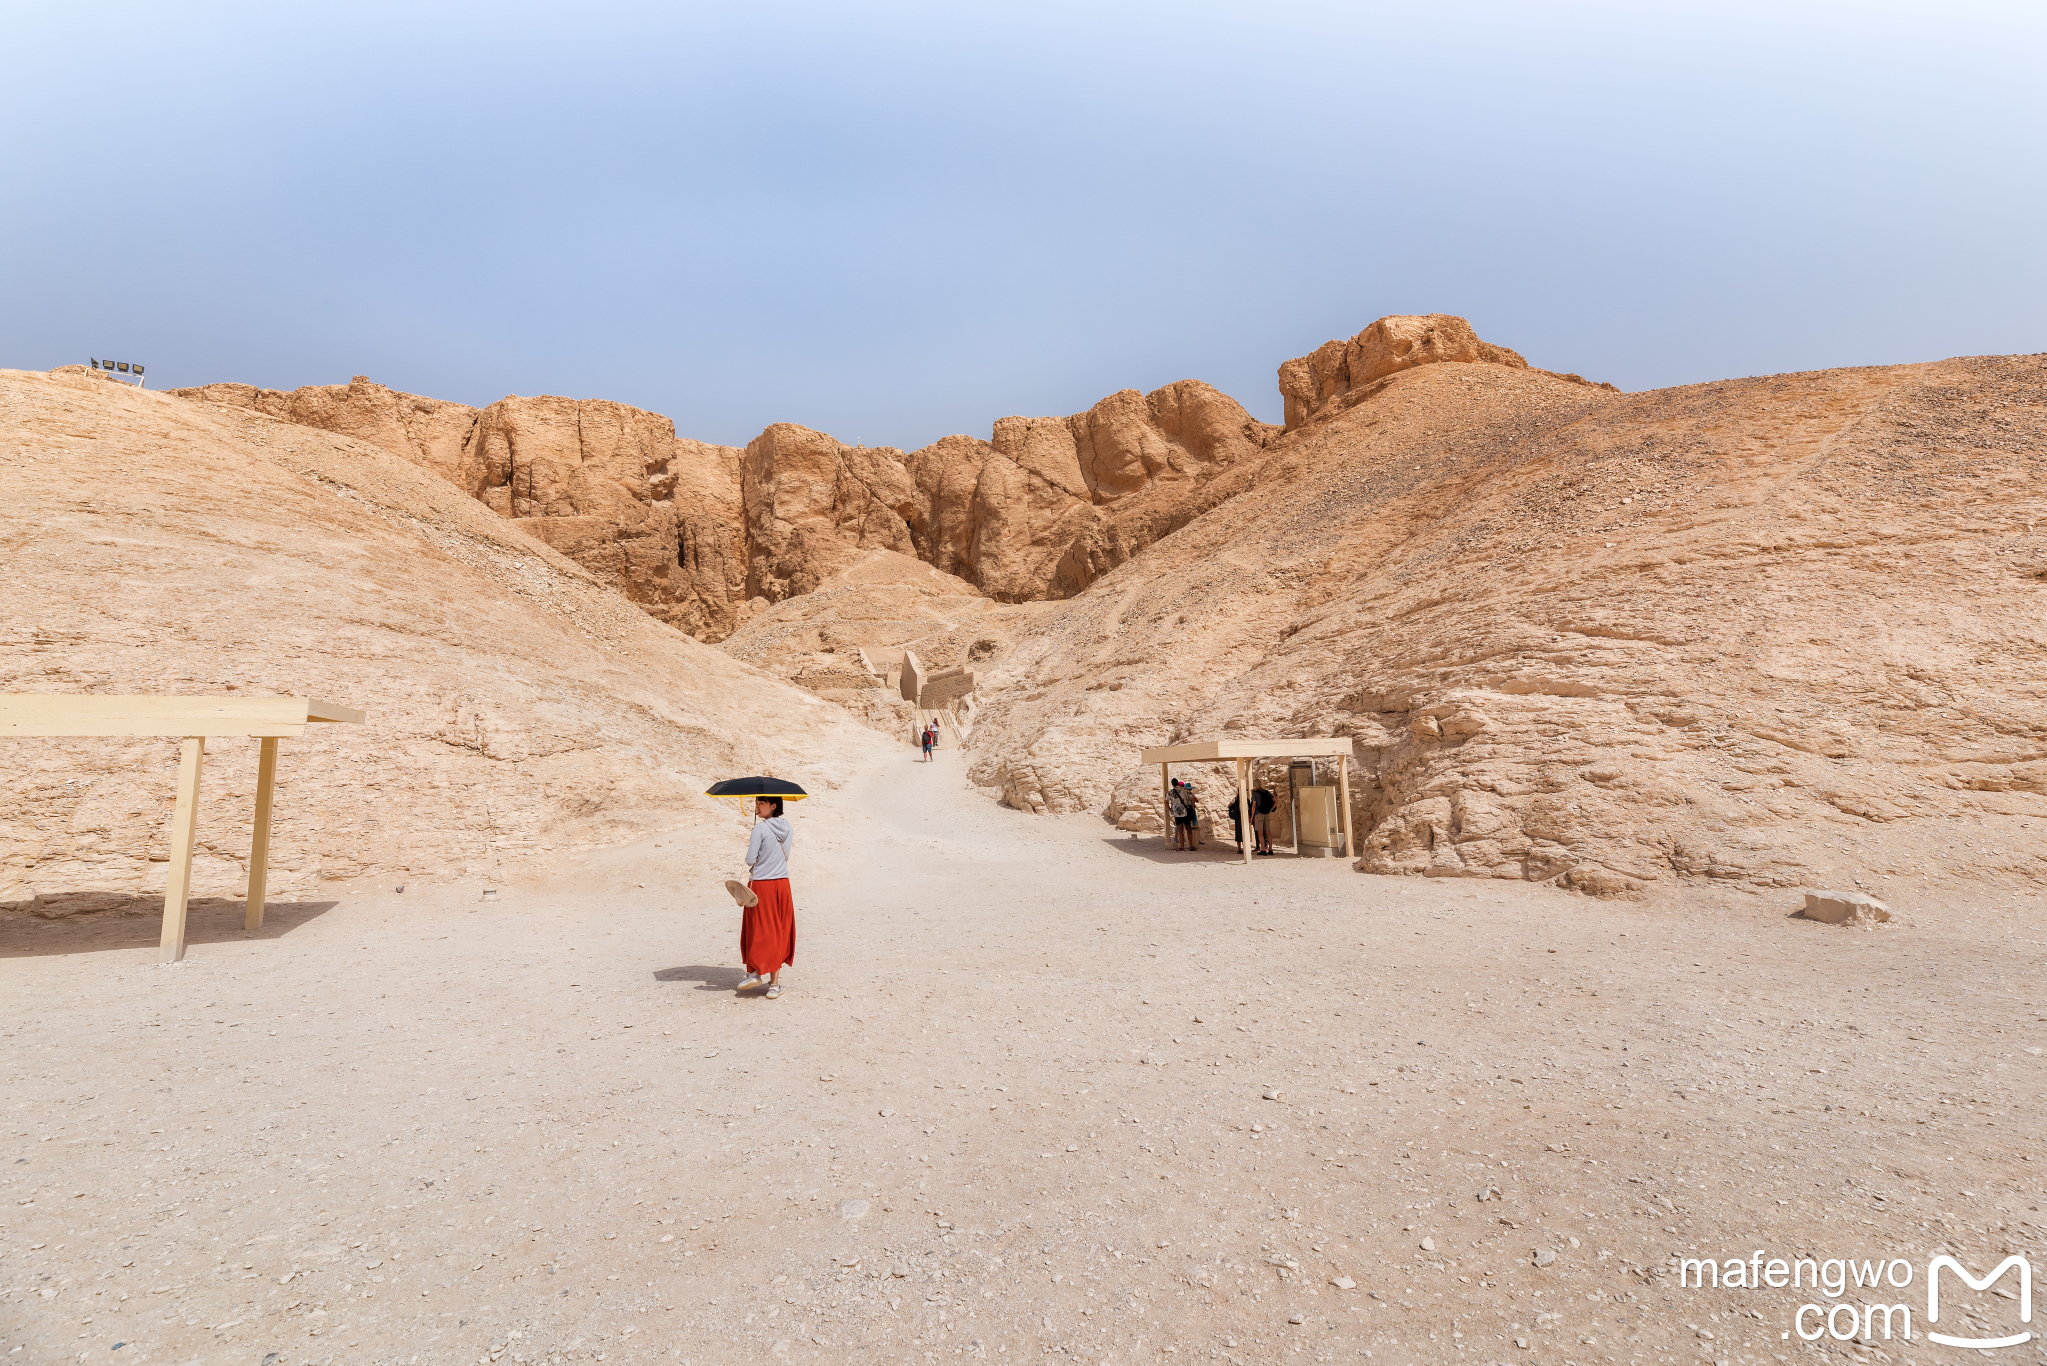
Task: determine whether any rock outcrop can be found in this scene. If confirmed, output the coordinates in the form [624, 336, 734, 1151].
[173, 378, 751, 640]
[1277, 314, 1530, 431]
[466, 395, 747, 637]
[174, 367, 1279, 628]
[2, 366, 885, 906]
[965, 349, 2047, 899]
[170, 375, 483, 488]
[741, 424, 922, 603]
[900, 378, 1278, 601]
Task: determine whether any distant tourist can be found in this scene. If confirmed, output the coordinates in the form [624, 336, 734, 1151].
[1253, 784, 1277, 855]
[921, 723, 936, 761]
[1180, 783, 1201, 849]
[739, 795, 796, 999]
[1169, 780, 1191, 849]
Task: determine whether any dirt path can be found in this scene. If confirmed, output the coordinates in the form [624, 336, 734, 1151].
[5, 745, 2044, 1365]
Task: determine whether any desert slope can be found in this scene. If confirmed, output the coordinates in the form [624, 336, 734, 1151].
[0, 367, 887, 911]
[967, 352, 2047, 896]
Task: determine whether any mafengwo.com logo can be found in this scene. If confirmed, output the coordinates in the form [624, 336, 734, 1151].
[1678, 1249, 2031, 1347]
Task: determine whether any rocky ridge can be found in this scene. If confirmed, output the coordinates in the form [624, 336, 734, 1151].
[3, 366, 885, 909]
[965, 349, 2047, 896]
[171, 368, 1289, 636]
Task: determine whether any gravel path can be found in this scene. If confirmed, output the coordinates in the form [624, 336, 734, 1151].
[5, 747, 2043, 1364]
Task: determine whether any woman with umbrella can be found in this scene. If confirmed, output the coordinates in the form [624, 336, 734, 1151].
[706, 777, 805, 998]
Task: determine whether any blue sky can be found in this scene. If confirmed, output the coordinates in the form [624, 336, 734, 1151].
[4, 2, 2042, 449]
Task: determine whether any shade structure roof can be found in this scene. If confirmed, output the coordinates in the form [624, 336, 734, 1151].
[0, 693, 365, 963]
[1139, 738, 1354, 764]
[0, 694, 364, 738]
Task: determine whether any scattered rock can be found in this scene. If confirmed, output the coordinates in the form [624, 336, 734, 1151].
[1533, 1248, 1556, 1267]
[836, 1200, 869, 1221]
[1801, 890, 1891, 926]
[1330, 1276, 1356, 1290]
[1419, 1237, 1435, 1252]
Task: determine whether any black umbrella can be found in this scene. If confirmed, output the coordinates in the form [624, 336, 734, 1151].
[704, 776, 810, 801]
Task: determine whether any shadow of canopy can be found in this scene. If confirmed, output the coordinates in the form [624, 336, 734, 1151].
[0, 896, 338, 959]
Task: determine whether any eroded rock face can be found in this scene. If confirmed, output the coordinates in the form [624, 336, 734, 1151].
[903, 379, 1278, 602]
[964, 351, 2047, 898]
[741, 424, 922, 603]
[3, 365, 885, 904]
[171, 376, 483, 487]
[1277, 314, 1529, 431]
[467, 395, 747, 637]
[172, 379, 752, 639]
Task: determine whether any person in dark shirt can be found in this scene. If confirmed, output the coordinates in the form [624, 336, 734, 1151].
[1252, 785, 1277, 855]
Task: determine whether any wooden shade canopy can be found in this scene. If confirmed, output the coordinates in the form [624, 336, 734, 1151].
[0, 695, 366, 961]
[1139, 737, 1354, 865]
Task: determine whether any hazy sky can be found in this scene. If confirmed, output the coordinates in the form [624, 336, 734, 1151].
[5, 2, 2042, 450]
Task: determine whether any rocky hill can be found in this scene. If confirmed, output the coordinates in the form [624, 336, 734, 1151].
[171, 372, 1279, 637]
[966, 344, 2047, 896]
[152, 317, 2047, 900]
[2, 367, 886, 911]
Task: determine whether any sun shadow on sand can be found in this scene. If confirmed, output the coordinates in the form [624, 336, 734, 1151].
[654, 964, 748, 991]
[1099, 837, 1323, 865]
[0, 896, 339, 959]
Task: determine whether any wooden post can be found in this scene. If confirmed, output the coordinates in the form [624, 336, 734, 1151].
[1337, 752, 1354, 859]
[1237, 758, 1253, 866]
[1159, 763, 1169, 839]
[245, 737, 279, 930]
[160, 737, 206, 963]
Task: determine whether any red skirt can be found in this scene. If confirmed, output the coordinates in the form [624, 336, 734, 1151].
[742, 878, 795, 975]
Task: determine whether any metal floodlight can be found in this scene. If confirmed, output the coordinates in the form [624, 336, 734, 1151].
[91, 358, 101, 369]
[132, 365, 144, 376]
[117, 362, 129, 372]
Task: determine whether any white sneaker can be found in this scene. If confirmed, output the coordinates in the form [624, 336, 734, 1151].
[737, 973, 761, 992]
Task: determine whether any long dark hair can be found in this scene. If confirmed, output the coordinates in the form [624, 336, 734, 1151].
[758, 796, 784, 818]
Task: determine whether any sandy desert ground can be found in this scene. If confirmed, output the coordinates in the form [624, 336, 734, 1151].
[6, 746, 2044, 1366]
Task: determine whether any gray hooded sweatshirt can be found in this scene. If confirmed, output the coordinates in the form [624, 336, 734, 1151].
[745, 816, 795, 881]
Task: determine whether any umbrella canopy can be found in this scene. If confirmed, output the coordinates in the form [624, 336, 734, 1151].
[704, 776, 810, 801]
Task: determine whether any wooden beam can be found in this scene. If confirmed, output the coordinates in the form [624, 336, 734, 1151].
[1338, 752, 1354, 859]
[1237, 758, 1253, 866]
[245, 737, 279, 931]
[1140, 737, 1356, 764]
[160, 737, 206, 963]
[305, 699, 366, 725]
[0, 695, 307, 738]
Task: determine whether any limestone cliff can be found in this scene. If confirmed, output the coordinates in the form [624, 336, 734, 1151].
[965, 351, 2047, 898]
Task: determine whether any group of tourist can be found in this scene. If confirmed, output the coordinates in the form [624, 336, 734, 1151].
[1167, 778, 1279, 855]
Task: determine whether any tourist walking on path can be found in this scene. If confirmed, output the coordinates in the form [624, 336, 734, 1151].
[739, 795, 796, 998]
[921, 723, 936, 761]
